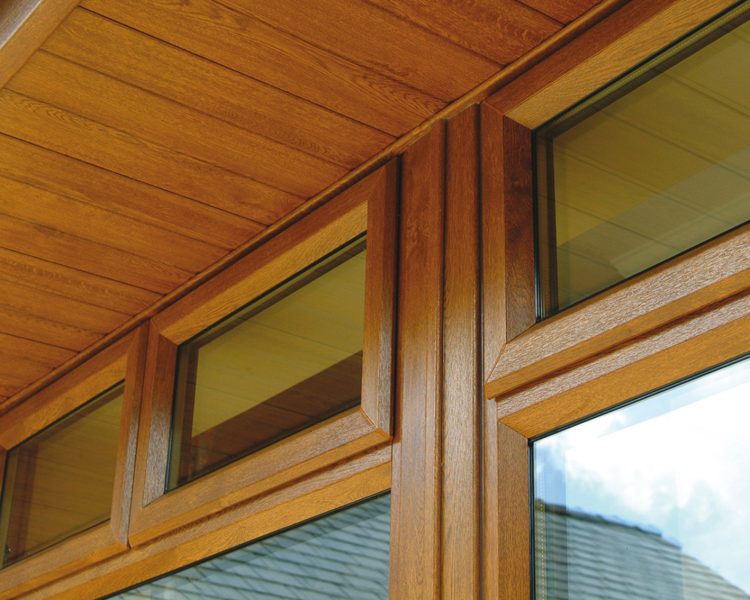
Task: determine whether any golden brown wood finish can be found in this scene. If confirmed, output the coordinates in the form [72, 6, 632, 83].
[496, 423, 530, 600]
[481, 3, 750, 598]
[491, 291, 749, 596]
[371, 0, 559, 63]
[479, 101, 538, 600]
[0, 327, 146, 598]
[487, 0, 738, 123]
[389, 124, 445, 600]
[0, 0, 78, 89]
[32, 447, 391, 600]
[0, 0, 609, 408]
[130, 165, 395, 545]
[488, 226, 750, 400]
[442, 106, 481, 599]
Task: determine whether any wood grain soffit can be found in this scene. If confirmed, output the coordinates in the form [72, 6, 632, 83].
[0, 0, 629, 416]
[0, 0, 79, 89]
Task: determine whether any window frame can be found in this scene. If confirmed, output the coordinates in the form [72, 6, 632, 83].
[128, 162, 398, 546]
[0, 326, 146, 598]
[480, 0, 750, 597]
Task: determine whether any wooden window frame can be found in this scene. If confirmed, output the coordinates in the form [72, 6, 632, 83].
[480, 0, 750, 597]
[128, 163, 398, 546]
[0, 326, 146, 598]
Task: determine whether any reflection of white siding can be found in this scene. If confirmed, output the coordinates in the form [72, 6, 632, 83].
[537, 505, 750, 600]
[114, 494, 390, 599]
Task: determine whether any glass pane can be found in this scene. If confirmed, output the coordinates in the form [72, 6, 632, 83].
[168, 239, 366, 489]
[112, 493, 390, 599]
[533, 357, 750, 599]
[0, 384, 124, 567]
[536, 7, 750, 314]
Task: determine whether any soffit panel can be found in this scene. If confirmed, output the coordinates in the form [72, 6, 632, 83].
[0, 0, 598, 407]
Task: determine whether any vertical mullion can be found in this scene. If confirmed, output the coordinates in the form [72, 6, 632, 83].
[442, 105, 482, 599]
[389, 123, 446, 600]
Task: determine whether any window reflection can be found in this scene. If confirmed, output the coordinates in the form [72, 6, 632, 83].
[0, 384, 124, 567]
[533, 357, 750, 599]
[112, 494, 390, 599]
[168, 239, 366, 489]
[536, 8, 750, 315]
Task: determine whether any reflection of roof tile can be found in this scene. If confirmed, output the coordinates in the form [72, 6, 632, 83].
[537, 504, 750, 600]
[113, 494, 390, 599]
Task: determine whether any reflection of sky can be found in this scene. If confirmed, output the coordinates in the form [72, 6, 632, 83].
[534, 357, 750, 593]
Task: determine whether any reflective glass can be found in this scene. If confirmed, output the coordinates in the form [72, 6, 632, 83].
[0, 384, 124, 567]
[536, 7, 750, 314]
[168, 239, 366, 489]
[533, 357, 750, 599]
[112, 493, 390, 599]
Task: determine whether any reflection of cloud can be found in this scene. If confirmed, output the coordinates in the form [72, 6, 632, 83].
[535, 359, 750, 593]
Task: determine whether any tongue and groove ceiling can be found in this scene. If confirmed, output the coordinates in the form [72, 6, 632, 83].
[0, 0, 603, 409]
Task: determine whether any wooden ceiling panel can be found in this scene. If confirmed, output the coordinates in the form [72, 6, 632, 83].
[0, 134, 263, 250]
[365, 0, 559, 64]
[0, 0, 606, 408]
[79, 0, 445, 134]
[0, 334, 75, 369]
[519, 0, 603, 23]
[218, 0, 500, 99]
[0, 249, 158, 315]
[8, 51, 347, 198]
[42, 9, 394, 167]
[0, 177, 225, 273]
[0, 91, 302, 222]
[0, 216, 192, 294]
[0, 279, 127, 335]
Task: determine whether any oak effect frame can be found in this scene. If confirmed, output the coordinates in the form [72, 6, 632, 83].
[0, 327, 146, 598]
[129, 163, 398, 545]
[481, 0, 750, 597]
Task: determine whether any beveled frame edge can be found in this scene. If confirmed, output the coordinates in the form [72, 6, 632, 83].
[482, 0, 746, 399]
[487, 226, 750, 399]
[130, 161, 398, 546]
[32, 445, 392, 600]
[492, 292, 749, 598]
[480, 2, 746, 597]
[0, 325, 148, 598]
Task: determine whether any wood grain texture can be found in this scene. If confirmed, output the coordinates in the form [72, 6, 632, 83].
[487, 226, 750, 400]
[479, 103, 536, 599]
[498, 291, 750, 438]
[442, 106, 481, 599]
[81, 0, 444, 135]
[488, 0, 737, 127]
[0, 335, 128, 450]
[0, 334, 74, 369]
[0, 0, 624, 411]
[0, 330, 146, 598]
[131, 167, 393, 545]
[496, 423, 531, 600]
[0, 89, 301, 223]
[0, 215, 192, 295]
[154, 170, 378, 343]
[31, 449, 391, 599]
[371, 0, 559, 64]
[520, 0, 601, 23]
[389, 124, 445, 600]
[43, 8, 392, 167]
[0, 0, 78, 89]
[9, 50, 346, 197]
[0, 175, 226, 273]
[0, 248, 158, 315]
[0, 133, 263, 250]
[362, 160, 399, 435]
[131, 408, 387, 545]
[220, 0, 499, 100]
